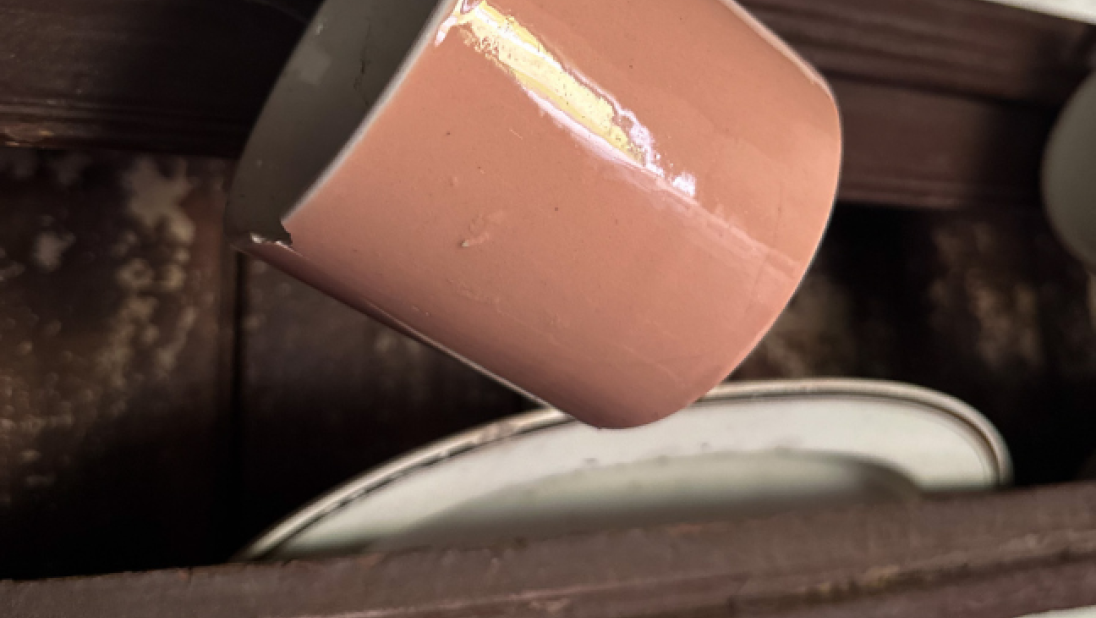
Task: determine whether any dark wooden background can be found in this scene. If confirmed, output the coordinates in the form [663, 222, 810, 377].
[12, 483, 1096, 618]
[1, 0, 1095, 583]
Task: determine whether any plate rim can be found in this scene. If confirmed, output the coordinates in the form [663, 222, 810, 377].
[236, 378, 1011, 561]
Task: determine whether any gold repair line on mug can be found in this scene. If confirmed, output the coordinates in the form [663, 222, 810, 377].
[436, 0, 699, 201]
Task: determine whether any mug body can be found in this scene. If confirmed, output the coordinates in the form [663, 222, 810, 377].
[228, 0, 843, 427]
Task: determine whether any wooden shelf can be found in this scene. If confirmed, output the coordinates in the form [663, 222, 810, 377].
[1, 0, 1092, 208]
[7, 483, 1096, 617]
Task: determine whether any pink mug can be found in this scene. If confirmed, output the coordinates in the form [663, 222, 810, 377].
[227, 0, 842, 427]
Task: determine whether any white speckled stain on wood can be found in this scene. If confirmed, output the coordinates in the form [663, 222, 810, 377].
[95, 157, 206, 392]
[750, 273, 858, 377]
[930, 222, 1044, 371]
[117, 257, 156, 289]
[156, 306, 198, 373]
[110, 231, 139, 259]
[160, 263, 187, 293]
[97, 293, 159, 391]
[123, 158, 195, 245]
[31, 231, 75, 273]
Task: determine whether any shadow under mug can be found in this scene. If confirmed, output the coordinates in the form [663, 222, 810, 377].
[227, 0, 843, 428]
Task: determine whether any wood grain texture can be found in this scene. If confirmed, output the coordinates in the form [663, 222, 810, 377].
[8, 483, 1096, 617]
[0, 0, 1092, 208]
[0, 0, 304, 155]
[835, 80, 1056, 209]
[0, 148, 235, 580]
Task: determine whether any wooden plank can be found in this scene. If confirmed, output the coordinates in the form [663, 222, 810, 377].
[7, 483, 1096, 617]
[0, 0, 306, 156]
[834, 80, 1055, 209]
[0, 0, 1089, 208]
[0, 147, 236, 579]
[236, 259, 527, 539]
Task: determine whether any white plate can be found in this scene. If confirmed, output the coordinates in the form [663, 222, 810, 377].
[239, 379, 1010, 561]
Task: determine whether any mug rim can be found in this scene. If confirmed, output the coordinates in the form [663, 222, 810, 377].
[228, 0, 460, 245]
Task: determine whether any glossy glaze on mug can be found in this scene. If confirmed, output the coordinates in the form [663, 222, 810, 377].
[230, 0, 842, 428]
